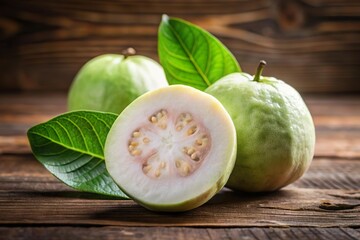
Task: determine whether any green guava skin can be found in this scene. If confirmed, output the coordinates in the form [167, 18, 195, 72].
[68, 54, 168, 114]
[205, 73, 315, 192]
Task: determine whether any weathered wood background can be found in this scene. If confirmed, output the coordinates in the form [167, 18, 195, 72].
[0, 0, 360, 93]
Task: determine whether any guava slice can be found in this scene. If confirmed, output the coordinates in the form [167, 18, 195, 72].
[105, 85, 237, 212]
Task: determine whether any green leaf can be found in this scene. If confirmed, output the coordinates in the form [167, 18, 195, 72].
[27, 111, 129, 199]
[158, 14, 241, 90]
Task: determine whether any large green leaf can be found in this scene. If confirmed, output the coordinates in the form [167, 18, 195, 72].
[27, 111, 129, 199]
[158, 14, 241, 90]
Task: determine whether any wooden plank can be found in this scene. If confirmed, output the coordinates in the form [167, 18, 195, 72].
[315, 130, 360, 158]
[0, 0, 359, 92]
[292, 158, 360, 190]
[0, 187, 359, 227]
[0, 227, 359, 240]
[0, 154, 359, 228]
[306, 95, 360, 158]
[0, 93, 65, 154]
[1, 155, 359, 192]
[0, 94, 359, 231]
[305, 95, 360, 116]
[1, 94, 360, 157]
[0, 155, 69, 192]
[0, 156, 359, 228]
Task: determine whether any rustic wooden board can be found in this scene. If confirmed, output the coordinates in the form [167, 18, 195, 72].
[0, 93, 359, 238]
[1, 94, 360, 157]
[292, 159, 360, 190]
[1, 227, 359, 240]
[0, 154, 359, 228]
[0, 0, 359, 92]
[1, 155, 359, 192]
[0, 187, 359, 227]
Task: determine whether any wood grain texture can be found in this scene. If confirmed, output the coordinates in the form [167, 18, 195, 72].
[1, 155, 359, 192]
[0, 0, 359, 92]
[0, 188, 359, 227]
[1, 227, 360, 240]
[0, 93, 359, 237]
[292, 159, 360, 190]
[0, 149, 359, 228]
[1, 93, 359, 158]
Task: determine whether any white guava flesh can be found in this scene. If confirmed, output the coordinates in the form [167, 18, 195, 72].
[105, 85, 237, 212]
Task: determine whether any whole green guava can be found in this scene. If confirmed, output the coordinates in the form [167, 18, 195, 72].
[68, 48, 168, 114]
[205, 61, 315, 192]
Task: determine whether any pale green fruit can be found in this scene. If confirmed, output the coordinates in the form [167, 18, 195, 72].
[68, 49, 168, 114]
[105, 85, 237, 211]
[205, 61, 315, 192]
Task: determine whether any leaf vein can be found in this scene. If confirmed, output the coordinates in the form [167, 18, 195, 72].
[53, 120, 74, 147]
[45, 153, 85, 167]
[38, 148, 68, 156]
[30, 131, 103, 160]
[63, 116, 90, 152]
[76, 115, 104, 150]
[167, 22, 211, 86]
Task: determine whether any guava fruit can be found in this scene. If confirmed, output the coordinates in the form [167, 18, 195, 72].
[205, 61, 315, 192]
[105, 85, 237, 211]
[68, 48, 168, 114]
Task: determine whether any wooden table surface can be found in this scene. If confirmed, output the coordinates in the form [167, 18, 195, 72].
[0, 93, 359, 239]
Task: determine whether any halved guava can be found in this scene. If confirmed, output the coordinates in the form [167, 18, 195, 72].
[105, 85, 237, 212]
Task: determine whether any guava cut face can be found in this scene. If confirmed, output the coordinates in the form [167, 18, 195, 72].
[205, 73, 316, 192]
[68, 53, 168, 114]
[105, 85, 237, 212]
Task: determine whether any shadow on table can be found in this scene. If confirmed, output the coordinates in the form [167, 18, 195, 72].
[87, 188, 295, 225]
[8, 190, 125, 200]
[6, 188, 297, 226]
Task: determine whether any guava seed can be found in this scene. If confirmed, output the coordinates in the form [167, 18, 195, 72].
[160, 161, 166, 169]
[132, 131, 141, 138]
[130, 141, 138, 147]
[176, 125, 183, 131]
[131, 149, 142, 156]
[175, 159, 182, 168]
[150, 116, 157, 123]
[187, 126, 197, 136]
[143, 164, 152, 174]
[190, 152, 199, 161]
[179, 162, 191, 176]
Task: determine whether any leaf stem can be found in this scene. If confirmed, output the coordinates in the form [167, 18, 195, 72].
[253, 60, 266, 82]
